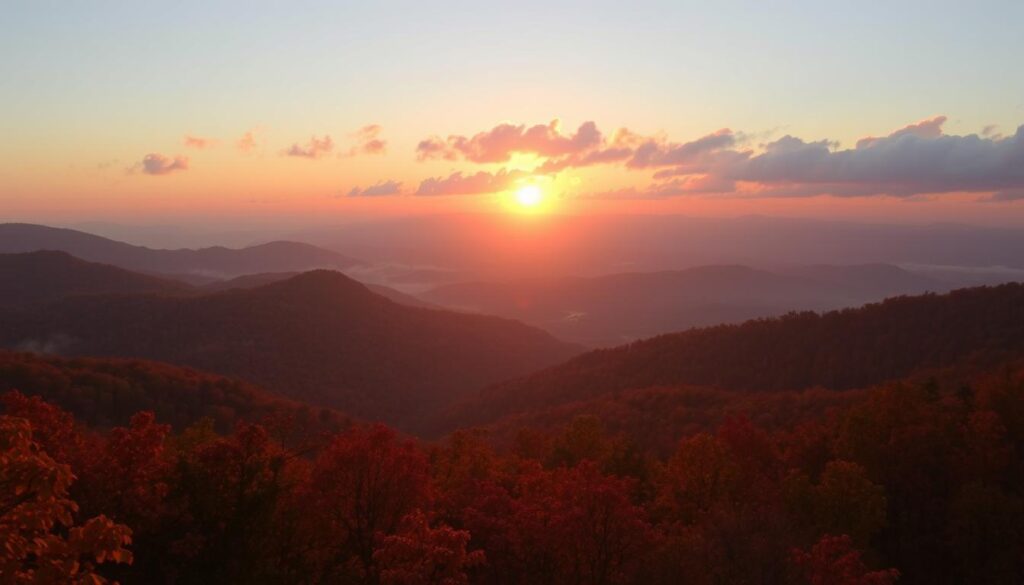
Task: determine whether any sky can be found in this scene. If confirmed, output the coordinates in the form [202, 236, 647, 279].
[2, 0, 1024, 225]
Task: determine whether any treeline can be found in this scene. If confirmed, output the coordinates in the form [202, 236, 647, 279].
[0, 351, 353, 434]
[446, 283, 1024, 431]
[4, 363, 1024, 583]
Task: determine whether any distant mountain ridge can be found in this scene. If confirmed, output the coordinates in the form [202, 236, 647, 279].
[422, 263, 951, 346]
[0, 223, 360, 278]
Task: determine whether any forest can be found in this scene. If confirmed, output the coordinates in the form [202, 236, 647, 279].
[4, 355, 1024, 584]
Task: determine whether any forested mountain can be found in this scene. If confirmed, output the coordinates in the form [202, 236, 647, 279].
[0, 223, 360, 278]
[422, 264, 952, 346]
[440, 283, 1024, 431]
[0, 350, 352, 433]
[0, 251, 189, 306]
[0, 270, 581, 429]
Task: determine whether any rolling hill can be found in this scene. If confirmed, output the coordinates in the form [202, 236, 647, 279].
[0, 269, 581, 430]
[438, 283, 1024, 432]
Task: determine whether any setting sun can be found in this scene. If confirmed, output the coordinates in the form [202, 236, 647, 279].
[515, 185, 544, 208]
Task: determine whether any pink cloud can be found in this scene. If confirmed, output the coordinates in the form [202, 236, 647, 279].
[347, 180, 403, 197]
[236, 130, 260, 153]
[416, 119, 602, 163]
[183, 135, 218, 149]
[136, 153, 189, 176]
[416, 169, 526, 196]
[284, 135, 334, 159]
[346, 124, 387, 156]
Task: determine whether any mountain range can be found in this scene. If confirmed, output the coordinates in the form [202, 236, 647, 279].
[0, 257, 580, 430]
[422, 263, 960, 346]
[0, 223, 360, 280]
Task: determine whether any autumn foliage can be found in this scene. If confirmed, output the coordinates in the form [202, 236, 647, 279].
[2, 358, 1024, 583]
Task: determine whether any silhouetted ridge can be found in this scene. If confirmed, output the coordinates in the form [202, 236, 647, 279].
[0, 223, 360, 278]
[440, 283, 1024, 431]
[0, 250, 188, 306]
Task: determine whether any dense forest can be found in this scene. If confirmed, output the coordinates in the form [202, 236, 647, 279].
[4, 361, 1024, 584]
[443, 284, 1024, 431]
[0, 351, 352, 434]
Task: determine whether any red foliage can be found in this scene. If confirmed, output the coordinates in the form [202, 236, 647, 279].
[790, 534, 899, 585]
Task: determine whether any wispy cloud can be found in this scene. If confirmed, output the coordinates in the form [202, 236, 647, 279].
[284, 135, 334, 159]
[236, 129, 260, 153]
[347, 180, 403, 197]
[416, 169, 526, 196]
[183, 135, 218, 149]
[345, 124, 387, 157]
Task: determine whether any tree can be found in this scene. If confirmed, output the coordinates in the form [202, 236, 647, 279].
[307, 424, 432, 582]
[374, 510, 484, 585]
[790, 534, 899, 585]
[0, 415, 132, 584]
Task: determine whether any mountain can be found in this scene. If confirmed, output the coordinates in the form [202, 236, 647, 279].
[0, 223, 360, 278]
[439, 283, 1024, 432]
[422, 264, 950, 346]
[0, 270, 581, 430]
[0, 350, 353, 434]
[0, 251, 189, 307]
[204, 271, 438, 308]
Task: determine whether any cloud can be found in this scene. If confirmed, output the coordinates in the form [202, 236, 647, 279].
[135, 153, 189, 176]
[985, 189, 1024, 202]
[284, 135, 334, 159]
[417, 119, 602, 163]
[236, 130, 260, 153]
[626, 129, 738, 169]
[347, 180, 403, 197]
[722, 119, 1024, 196]
[183, 135, 218, 149]
[397, 116, 1024, 201]
[416, 169, 526, 196]
[346, 124, 387, 156]
[585, 175, 735, 199]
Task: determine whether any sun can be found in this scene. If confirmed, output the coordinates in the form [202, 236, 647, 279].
[515, 185, 544, 208]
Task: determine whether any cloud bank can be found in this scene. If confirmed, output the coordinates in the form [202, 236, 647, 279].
[406, 116, 1024, 200]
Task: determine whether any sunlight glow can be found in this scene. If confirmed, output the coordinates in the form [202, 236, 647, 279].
[515, 185, 544, 208]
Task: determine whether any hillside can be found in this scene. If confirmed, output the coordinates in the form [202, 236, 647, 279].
[0, 270, 581, 430]
[439, 283, 1024, 432]
[0, 251, 189, 307]
[0, 223, 360, 278]
[0, 350, 352, 433]
[422, 264, 951, 346]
